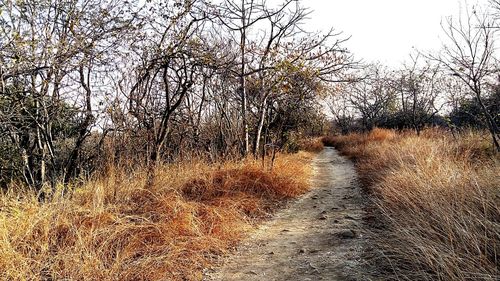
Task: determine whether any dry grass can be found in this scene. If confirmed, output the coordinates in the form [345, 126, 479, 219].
[331, 128, 499, 281]
[298, 137, 325, 152]
[0, 152, 314, 281]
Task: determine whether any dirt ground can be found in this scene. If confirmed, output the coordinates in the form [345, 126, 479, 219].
[203, 147, 376, 281]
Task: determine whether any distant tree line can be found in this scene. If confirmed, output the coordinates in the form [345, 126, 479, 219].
[0, 0, 353, 195]
[328, 1, 500, 152]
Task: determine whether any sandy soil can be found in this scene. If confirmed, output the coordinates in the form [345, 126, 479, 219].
[203, 147, 376, 281]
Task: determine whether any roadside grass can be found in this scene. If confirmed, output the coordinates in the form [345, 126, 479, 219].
[0, 152, 313, 281]
[329, 128, 499, 281]
[298, 137, 325, 152]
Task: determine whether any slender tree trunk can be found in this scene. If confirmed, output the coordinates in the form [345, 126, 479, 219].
[253, 96, 268, 156]
[150, 124, 170, 166]
[240, 1, 249, 156]
[412, 87, 420, 135]
[146, 132, 166, 188]
[21, 147, 34, 186]
[476, 92, 500, 152]
[64, 115, 92, 185]
[64, 65, 94, 185]
[34, 99, 47, 190]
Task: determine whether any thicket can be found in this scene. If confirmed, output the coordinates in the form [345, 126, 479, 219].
[0, 0, 347, 195]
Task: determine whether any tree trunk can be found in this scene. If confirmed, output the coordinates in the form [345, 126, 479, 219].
[21, 147, 34, 187]
[476, 92, 500, 152]
[64, 65, 94, 185]
[240, 1, 249, 156]
[64, 115, 93, 185]
[253, 97, 268, 156]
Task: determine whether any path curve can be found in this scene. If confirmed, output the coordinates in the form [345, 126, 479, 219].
[204, 148, 373, 281]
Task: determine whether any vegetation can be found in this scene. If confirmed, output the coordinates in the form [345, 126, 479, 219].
[0, 0, 499, 280]
[0, 0, 343, 193]
[0, 0, 337, 279]
[328, 128, 499, 281]
[0, 152, 313, 280]
[328, 2, 500, 152]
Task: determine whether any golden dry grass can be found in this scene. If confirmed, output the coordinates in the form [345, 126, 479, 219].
[298, 137, 325, 152]
[331, 128, 500, 281]
[0, 152, 314, 281]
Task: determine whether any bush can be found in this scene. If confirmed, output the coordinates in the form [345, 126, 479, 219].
[298, 138, 324, 152]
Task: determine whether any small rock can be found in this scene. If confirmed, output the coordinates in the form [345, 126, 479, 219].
[309, 249, 320, 254]
[281, 229, 290, 232]
[308, 262, 320, 274]
[337, 229, 356, 239]
[311, 195, 319, 200]
[298, 248, 306, 254]
[313, 205, 318, 208]
[268, 251, 274, 255]
[333, 219, 339, 223]
[344, 215, 356, 220]
[320, 210, 328, 215]
[246, 270, 258, 275]
[318, 215, 328, 220]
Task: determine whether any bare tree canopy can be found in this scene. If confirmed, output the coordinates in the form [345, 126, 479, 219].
[0, 0, 354, 192]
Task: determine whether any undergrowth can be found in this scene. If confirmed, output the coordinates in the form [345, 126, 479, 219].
[0, 152, 313, 281]
[298, 137, 325, 152]
[329, 128, 500, 281]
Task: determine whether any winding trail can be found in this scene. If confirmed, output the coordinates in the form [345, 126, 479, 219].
[204, 147, 373, 281]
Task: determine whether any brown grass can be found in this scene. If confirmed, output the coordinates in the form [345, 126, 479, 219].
[331, 128, 500, 280]
[0, 152, 313, 281]
[298, 137, 325, 152]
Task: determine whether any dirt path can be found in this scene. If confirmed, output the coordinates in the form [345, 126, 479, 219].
[204, 147, 374, 281]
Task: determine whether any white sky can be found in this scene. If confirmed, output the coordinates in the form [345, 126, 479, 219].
[302, 0, 490, 67]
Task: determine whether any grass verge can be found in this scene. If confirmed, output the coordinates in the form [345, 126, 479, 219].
[0, 152, 313, 281]
[329, 128, 499, 281]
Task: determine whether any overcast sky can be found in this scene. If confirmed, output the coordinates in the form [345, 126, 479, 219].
[302, 0, 490, 67]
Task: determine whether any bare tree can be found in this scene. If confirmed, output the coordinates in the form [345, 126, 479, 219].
[345, 65, 396, 131]
[126, 0, 212, 168]
[327, 86, 356, 135]
[0, 0, 136, 192]
[397, 55, 445, 134]
[0, 0, 354, 190]
[434, 6, 500, 151]
[217, 0, 269, 156]
[216, 0, 353, 156]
